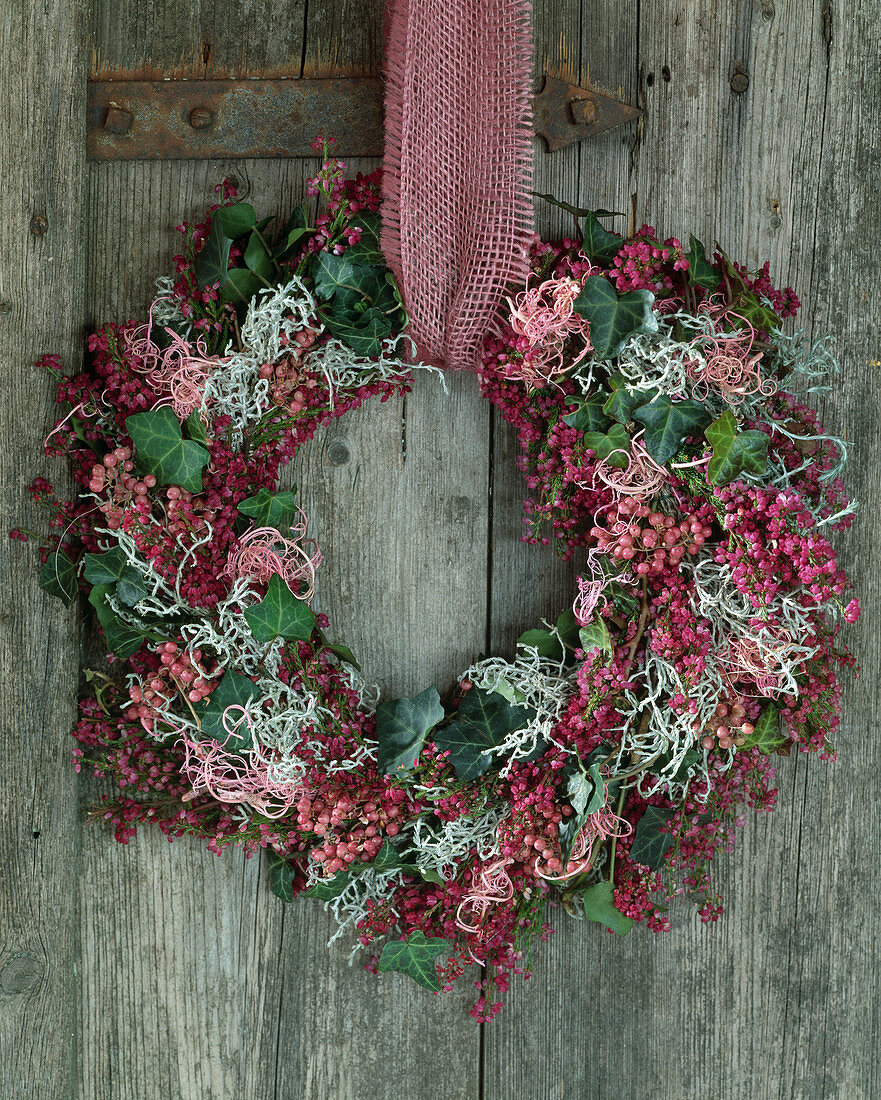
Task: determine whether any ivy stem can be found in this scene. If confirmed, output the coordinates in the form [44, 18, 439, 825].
[622, 579, 650, 679]
[608, 784, 627, 881]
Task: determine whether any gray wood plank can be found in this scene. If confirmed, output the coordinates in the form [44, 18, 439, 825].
[485, 2, 880, 1097]
[0, 0, 89, 1097]
[80, 3, 483, 1096]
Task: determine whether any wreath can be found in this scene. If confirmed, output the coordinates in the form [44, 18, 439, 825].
[16, 145, 859, 1021]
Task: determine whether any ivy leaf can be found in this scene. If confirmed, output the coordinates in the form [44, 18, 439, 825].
[574, 276, 658, 359]
[517, 628, 563, 661]
[266, 850, 297, 903]
[184, 410, 207, 445]
[433, 687, 535, 781]
[629, 806, 676, 869]
[581, 423, 631, 468]
[313, 253, 377, 303]
[742, 702, 787, 754]
[343, 212, 385, 266]
[243, 574, 316, 643]
[126, 406, 209, 494]
[608, 580, 640, 619]
[579, 615, 613, 658]
[222, 266, 265, 306]
[685, 235, 722, 290]
[326, 643, 361, 671]
[116, 564, 150, 607]
[193, 670, 262, 748]
[303, 872, 351, 900]
[603, 377, 656, 424]
[532, 192, 624, 223]
[214, 203, 257, 239]
[378, 930, 450, 992]
[375, 686, 445, 775]
[581, 879, 633, 935]
[633, 395, 711, 465]
[567, 762, 606, 817]
[195, 214, 233, 289]
[322, 309, 393, 357]
[88, 585, 147, 657]
[734, 290, 781, 335]
[39, 550, 78, 605]
[581, 211, 624, 264]
[556, 606, 582, 651]
[705, 411, 769, 486]
[237, 488, 300, 532]
[82, 547, 128, 586]
[562, 391, 612, 432]
[244, 231, 275, 281]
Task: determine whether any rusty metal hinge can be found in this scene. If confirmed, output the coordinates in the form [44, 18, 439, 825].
[87, 75, 641, 161]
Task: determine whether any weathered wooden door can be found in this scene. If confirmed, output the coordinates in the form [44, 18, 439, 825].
[2, 1, 878, 1097]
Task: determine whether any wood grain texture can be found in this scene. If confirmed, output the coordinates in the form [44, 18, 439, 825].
[485, 3, 880, 1099]
[0, 0, 88, 1097]
[4, 0, 878, 1096]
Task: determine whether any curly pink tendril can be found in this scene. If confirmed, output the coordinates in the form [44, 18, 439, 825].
[721, 625, 803, 698]
[224, 515, 322, 600]
[686, 307, 776, 405]
[179, 706, 305, 818]
[125, 302, 221, 420]
[573, 548, 610, 626]
[594, 437, 668, 498]
[504, 273, 594, 387]
[455, 857, 515, 933]
[535, 789, 633, 883]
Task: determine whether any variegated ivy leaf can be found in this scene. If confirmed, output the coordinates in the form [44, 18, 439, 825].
[742, 702, 788, 754]
[378, 930, 450, 991]
[705, 410, 769, 486]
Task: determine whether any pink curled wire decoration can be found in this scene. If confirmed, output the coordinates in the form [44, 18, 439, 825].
[535, 800, 632, 884]
[720, 625, 802, 698]
[594, 436, 668, 498]
[573, 548, 609, 626]
[179, 705, 305, 818]
[125, 303, 220, 421]
[224, 517, 322, 600]
[686, 308, 777, 405]
[455, 857, 515, 933]
[504, 274, 594, 386]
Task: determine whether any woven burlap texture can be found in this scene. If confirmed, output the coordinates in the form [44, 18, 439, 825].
[381, 0, 535, 371]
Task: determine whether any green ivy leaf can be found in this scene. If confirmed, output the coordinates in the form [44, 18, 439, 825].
[561, 391, 612, 432]
[303, 872, 351, 900]
[244, 231, 275, 281]
[433, 687, 535, 781]
[184, 410, 207, 445]
[376, 686, 445, 775]
[237, 488, 300, 532]
[516, 628, 563, 661]
[742, 702, 787, 754]
[574, 276, 658, 359]
[88, 584, 147, 657]
[343, 212, 385, 266]
[222, 266, 265, 306]
[214, 203, 256, 239]
[733, 290, 782, 335]
[582, 879, 633, 935]
[82, 547, 128, 586]
[313, 252, 379, 303]
[556, 606, 582, 651]
[579, 615, 613, 658]
[532, 192, 624, 223]
[243, 574, 316, 643]
[567, 762, 606, 817]
[581, 211, 624, 264]
[116, 564, 150, 607]
[629, 806, 676, 869]
[633, 395, 711, 465]
[607, 580, 640, 619]
[39, 550, 78, 605]
[705, 411, 769, 486]
[581, 422, 631, 468]
[195, 214, 233, 289]
[378, 930, 450, 991]
[322, 308, 393, 357]
[603, 377, 656, 424]
[326, 643, 361, 671]
[193, 670, 262, 748]
[685, 235, 722, 290]
[266, 850, 297, 902]
[126, 406, 209, 494]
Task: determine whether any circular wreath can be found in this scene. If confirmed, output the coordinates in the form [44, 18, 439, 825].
[18, 146, 859, 1021]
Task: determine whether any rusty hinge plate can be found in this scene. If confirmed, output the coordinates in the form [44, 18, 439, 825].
[533, 76, 642, 151]
[87, 76, 641, 161]
[87, 78, 386, 161]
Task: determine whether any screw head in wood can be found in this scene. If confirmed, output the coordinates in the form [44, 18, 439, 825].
[189, 106, 215, 130]
[730, 71, 750, 94]
[29, 215, 48, 236]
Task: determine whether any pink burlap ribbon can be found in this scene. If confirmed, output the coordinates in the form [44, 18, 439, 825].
[381, 0, 535, 371]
